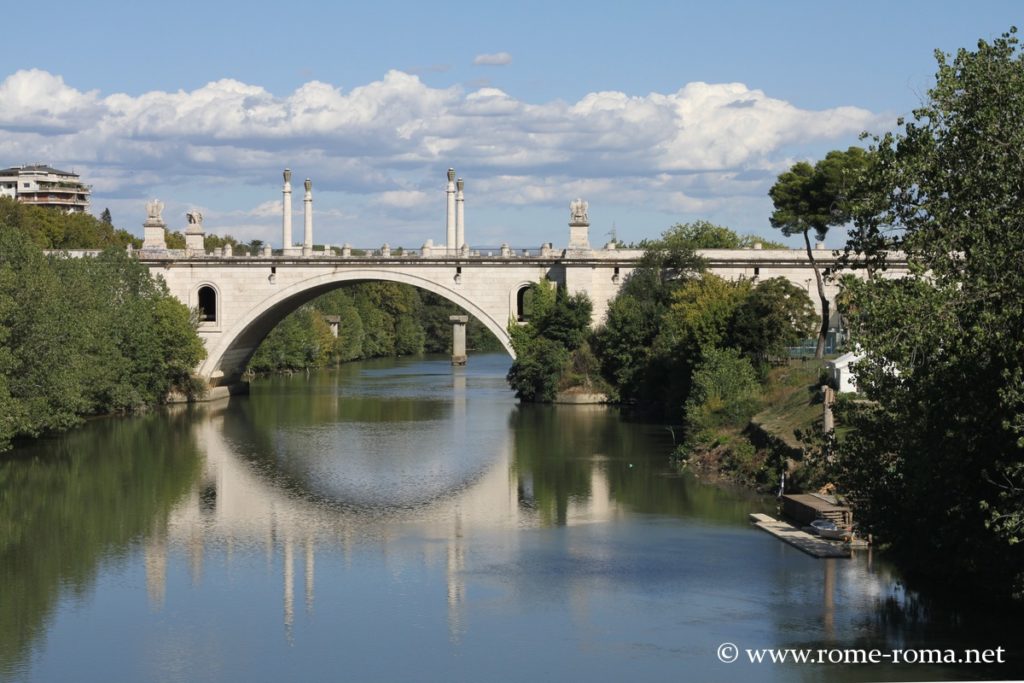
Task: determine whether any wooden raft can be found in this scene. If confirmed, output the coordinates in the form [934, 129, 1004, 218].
[749, 513, 850, 559]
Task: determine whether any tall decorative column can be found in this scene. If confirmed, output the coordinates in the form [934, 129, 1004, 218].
[445, 168, 456, 252]
[455, 177, 465, 250]
[303, 178, 313, 257]
[282, 169, 294, 255]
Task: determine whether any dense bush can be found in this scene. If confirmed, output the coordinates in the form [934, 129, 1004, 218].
[506, 336, 570, 402]
[729, 277, 816, 365]
[0, 224, 204, 452]
[685, 347, 761, 435]
[506, 281, 604, 401]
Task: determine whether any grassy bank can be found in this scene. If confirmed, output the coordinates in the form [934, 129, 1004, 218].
[678, 359, 827, 492]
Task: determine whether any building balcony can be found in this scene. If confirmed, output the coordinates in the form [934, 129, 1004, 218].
[36, 182, 91, 191]
[18, 195, 89, 206]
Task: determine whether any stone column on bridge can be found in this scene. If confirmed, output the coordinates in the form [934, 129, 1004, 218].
[141, 199, 167, 251]
[282, 169, 299, 256]
[303, 178, 313, 257]
[445, 168, 456, 252]
[568, 197, 590, 251]
[184, 210, 205, 255]
[455, 177, 465, 250]
[450, 315, 468, 366]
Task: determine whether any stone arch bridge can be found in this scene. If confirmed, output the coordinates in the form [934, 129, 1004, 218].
[141, 245, 857, 398]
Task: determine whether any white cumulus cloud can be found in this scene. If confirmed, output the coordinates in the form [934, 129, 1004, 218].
[0, 68, 885, 245]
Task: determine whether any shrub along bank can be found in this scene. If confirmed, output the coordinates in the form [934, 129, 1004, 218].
[0, 202, 205, 452]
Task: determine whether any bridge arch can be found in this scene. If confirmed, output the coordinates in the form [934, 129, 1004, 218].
[200, 268, 515, 386]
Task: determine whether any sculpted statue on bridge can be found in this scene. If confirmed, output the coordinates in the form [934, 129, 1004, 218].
[146, 199, 164, 223]
[569, 198, 589, 225]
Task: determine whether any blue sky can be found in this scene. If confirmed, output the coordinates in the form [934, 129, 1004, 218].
[0, 1, 1019, 248]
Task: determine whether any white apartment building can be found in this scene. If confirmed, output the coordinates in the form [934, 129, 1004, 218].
[0, 164, 91, 212]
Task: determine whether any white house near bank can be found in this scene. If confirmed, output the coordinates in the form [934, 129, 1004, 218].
[827, 351, 864, 394]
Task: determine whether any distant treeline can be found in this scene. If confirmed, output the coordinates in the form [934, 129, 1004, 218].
[0, 198, 205, 452]
[249, 284, 504, 373]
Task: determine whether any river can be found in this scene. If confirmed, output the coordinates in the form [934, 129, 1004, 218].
[0, 353, 1018, 682]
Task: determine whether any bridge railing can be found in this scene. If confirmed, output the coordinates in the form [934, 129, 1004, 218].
[132, 244, 612, 260]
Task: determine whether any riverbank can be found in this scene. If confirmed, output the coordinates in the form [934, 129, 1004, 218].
[676, 359, 827, 493]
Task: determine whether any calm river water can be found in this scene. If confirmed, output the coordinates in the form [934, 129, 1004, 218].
[1, 353, 1019, 682]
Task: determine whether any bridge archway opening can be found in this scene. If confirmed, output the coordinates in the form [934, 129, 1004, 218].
[197, 286, 217, 322]
[515, 284, 531, 322]
[200, 270, 515, 386]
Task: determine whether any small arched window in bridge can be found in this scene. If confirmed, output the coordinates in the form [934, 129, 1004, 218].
[198, 286, 217, 322]
[516, 285, 532, 322]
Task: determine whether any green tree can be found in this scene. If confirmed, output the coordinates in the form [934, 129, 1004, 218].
[204, 233, 239, 251]
[592, 224, 705, 408]
[355, 297, 395, 357]
[836, 28, 1024, 599]
[738, 234, 789, 249]
[632, 223, 706, 299]
[685, 347, 761, 435]
[0, 198, 138, 250]
[633, 274, 753, 415]
[729, 277, 816, 365]
[506, 336, 569, 402]
[394, 315, 426, 355]
[165, 231, 186, 249]
[660, 274, 752, 357]
[536, 286, 592, 351]
[768, 146, 872, 357]
[318, 291, 366, 362]
[663, 220, 741, 249]
[651, 220, 789, 250]
[0, 224, 204, 451]
[249, 307, 329, 372]
[833, 273, 862, 342]
[506, 281, 598, 402]
[592, 293, 661, 400]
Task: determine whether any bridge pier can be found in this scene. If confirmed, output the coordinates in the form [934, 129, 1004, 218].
[450, 315, 468, 366]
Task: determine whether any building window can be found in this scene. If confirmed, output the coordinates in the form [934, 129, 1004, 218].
[198, 286, 217, 322]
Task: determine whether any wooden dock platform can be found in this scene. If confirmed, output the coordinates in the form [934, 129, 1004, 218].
[749, 513, 851, 559]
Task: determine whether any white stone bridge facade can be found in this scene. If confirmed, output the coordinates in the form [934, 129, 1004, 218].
[129, 169, 897, 397]
[141, 245, 861, 396]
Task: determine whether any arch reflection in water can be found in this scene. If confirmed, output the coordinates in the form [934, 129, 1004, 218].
[152, 356, 628, 643]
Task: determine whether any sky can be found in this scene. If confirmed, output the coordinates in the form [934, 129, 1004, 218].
[0, 1, 1019, 249]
